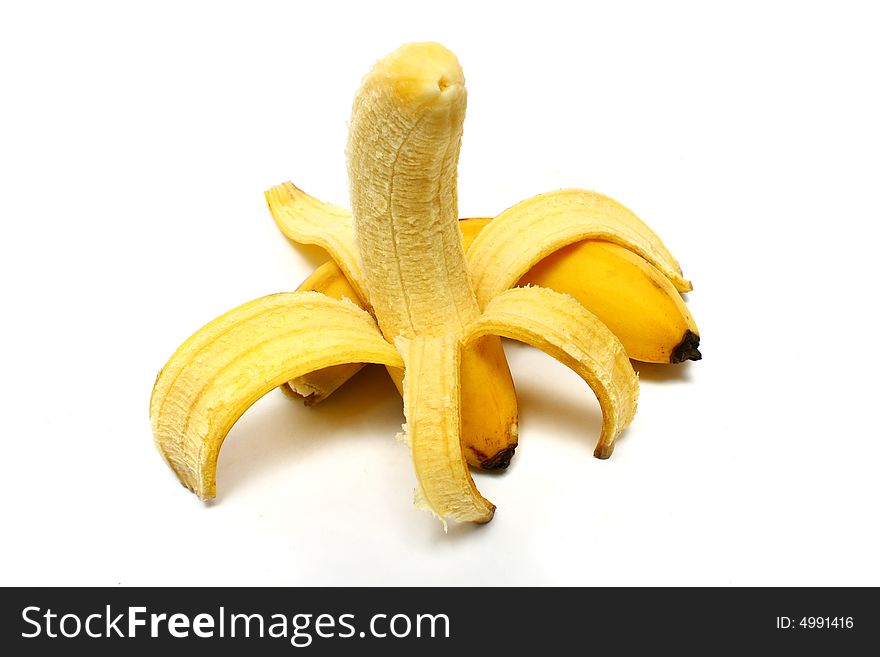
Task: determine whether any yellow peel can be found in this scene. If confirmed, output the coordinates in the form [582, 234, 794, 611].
[398, 335, 495, 524]
[265, 182, 368, 303]
[467, 189, 693, 307]
[465, 286, 638, 459]
[150, 291, 402, 499]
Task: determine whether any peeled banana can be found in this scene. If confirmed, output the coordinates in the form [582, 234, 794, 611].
[149, 41, 704, 527]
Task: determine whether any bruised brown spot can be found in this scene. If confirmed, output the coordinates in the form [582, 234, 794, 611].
[302, 392, 318, 407]
[480, 446, 517, 470]
[671, 330, 701, 364]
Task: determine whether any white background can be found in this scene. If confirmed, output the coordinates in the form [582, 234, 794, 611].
[2, 0, 878, 586]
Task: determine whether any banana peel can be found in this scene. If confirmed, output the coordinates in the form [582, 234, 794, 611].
[150, 292, 403, 499]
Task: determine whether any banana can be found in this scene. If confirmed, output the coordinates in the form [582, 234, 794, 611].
[151, 42, 642, 525]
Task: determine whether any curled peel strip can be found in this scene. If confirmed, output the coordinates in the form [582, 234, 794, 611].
[467, 189, 693, 308]
[150, 292, 402, 499]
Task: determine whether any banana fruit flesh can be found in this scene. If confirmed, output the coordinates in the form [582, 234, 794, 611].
[150, 42, 668, 526]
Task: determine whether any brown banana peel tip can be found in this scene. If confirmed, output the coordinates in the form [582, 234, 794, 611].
[671, 330, 702, 364]
[479, 446, 517, 470]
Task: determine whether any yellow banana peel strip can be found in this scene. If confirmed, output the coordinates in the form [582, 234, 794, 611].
[150, 291, 402, 499]
[466, 189, 693, 307]
[398, 335, 495, 526]
[465, 286, 639, 459]
[265, 182, 368, 303]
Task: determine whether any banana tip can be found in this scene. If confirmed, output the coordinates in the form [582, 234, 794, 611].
[480, 446, 517, 470]
[369, 42, 464, 104]
[475, 504, 497, 524]
[671, 330, 701, 364]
